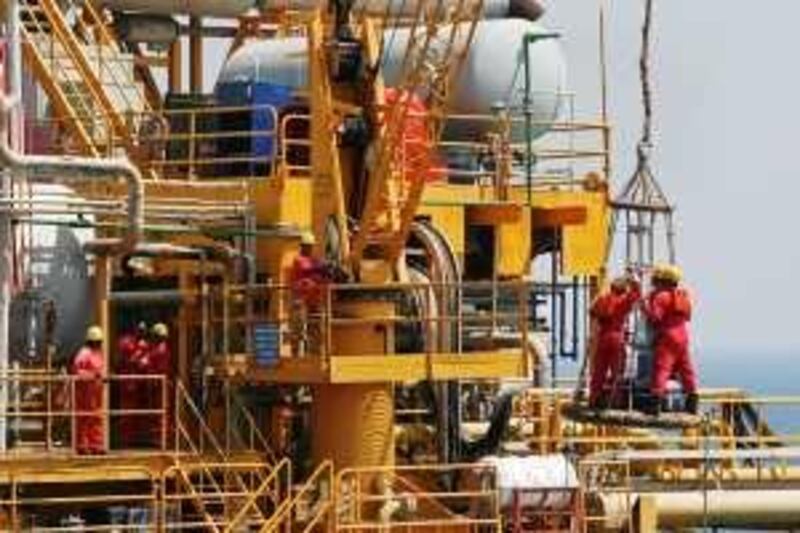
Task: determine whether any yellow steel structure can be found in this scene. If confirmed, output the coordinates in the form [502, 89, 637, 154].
[349, 0, 484, 270]
[9, 2, 793, 531]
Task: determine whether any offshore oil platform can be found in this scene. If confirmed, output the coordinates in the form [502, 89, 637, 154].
[0, 0, 797, 530]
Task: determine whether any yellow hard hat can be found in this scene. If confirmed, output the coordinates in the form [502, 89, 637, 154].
[152, 323, 169, 338]
[300, 232, 316, 246]
[652, 264, 681, 283]
[86, 325, 103, 343]
[610, 276, 629, 290]
[651, 264, 669, 281]
[664, 264, 683, 283]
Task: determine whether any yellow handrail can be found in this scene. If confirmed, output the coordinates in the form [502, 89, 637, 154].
[226, 457, 292, 532]
[261, 459, 333, 533]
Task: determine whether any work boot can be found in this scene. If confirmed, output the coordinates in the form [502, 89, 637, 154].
[589, 394, 609, 411]
[645, 395, 663, 417]
[685, 393, 699, 415]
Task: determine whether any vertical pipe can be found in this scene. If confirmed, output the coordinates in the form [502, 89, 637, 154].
[158, 375, 166, 451]
[177, 267, 189, 386]
[168, 39, 183, 94]
[0, 171, 8, 452]
[549, 227, 557, 387]
[571, 276, 578, 358]
[0, 0, 21, 453]
[244, 209, 256, 354]
[94, 254, 112, 451]
[523, 35, 532, 206]
[189, 16, 203, 94]
[598, 0, 611, 179]
[222, 273, 230, 359]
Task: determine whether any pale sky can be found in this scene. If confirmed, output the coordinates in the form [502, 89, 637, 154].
[196, 1, 797, 358]
[548, 1, 800, 357]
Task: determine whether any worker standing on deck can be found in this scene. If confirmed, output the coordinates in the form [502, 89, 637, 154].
[140, 323, 172, 448]
[643, 265, 698, 415]
[71, 326, 106, 455]
[290, 232, 331, 357]
[117, 322, 149, 447]
[588, 271, 641, 409]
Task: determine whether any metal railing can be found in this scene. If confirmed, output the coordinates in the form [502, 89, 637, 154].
[0, 370, 277, 461]
[0, 464, 159, 531]
[25, 103, 282, 178]
[335, 462, 502, 531]
[23, 96, 609, 194]
[515, 388, 800, 458]
[198, 280, 537, 369]
[223, 383, 277, 463]
[164, 458, 291, 532]
[265, 459, 334, 532]
[578, 458, 633, 533]
[0, 372, 168, 455]
[438, 108, 610, 194]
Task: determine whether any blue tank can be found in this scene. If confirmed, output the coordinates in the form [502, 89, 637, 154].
[215, 81, 295, 176]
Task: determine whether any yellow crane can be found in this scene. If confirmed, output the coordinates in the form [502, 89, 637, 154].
[349, 0, 484, 274]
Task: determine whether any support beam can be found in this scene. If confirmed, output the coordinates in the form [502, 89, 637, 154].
[177, 267, 190, 386]
[168, 39, 183, 94]
[189, 17, 203, 94]
[636, 495, 657, 533]
[93, 254, 112, 450]
[0, 173, 9, 453]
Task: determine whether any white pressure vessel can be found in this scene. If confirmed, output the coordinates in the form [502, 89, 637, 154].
[217, 18, 567, 141]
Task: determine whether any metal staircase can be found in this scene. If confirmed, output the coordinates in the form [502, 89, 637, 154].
[171, 381, 289, 531]
[21, 0, 103, 155]
[19, 0, 151, 159]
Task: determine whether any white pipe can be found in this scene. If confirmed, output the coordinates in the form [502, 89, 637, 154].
[1, 0, 143, 255]
[0, 161, 8, 454]
[654, 490, 800, 528]
[101, 0, 545, 20]
[0, 0, 20, 452]
[0, 102, 144, 253]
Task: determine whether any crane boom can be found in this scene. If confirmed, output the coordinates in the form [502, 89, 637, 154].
[349, 0, 484, 271]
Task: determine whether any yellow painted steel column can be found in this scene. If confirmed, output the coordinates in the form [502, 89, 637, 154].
[311, 300, 395, 470]
[177, 267, 190, 386]
[636, 495, 658, 532]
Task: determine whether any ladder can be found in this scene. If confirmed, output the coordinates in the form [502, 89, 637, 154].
[350, 0, 484, 269]
[20, 0, 152, 159]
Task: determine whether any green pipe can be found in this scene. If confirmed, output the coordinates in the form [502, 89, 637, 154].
[522, 31, 560, 206]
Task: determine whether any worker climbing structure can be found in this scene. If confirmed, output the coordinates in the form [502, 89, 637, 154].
[0, 0, 796, 531]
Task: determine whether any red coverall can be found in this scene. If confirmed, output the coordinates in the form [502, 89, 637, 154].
[589, 281, 640, 404]
[140, 340, 171, 447]
[117, 333, 149, 446]
[643, 287, 697, 398]
[290, 255, 329, 357]
[71, 346, 105, 454]
[290, 255, 327, 306]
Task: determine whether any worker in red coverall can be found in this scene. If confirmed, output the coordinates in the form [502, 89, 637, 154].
[643, 265, 698, 415]
[588, 272, 641, 409]
[117, 322, 149, 447]
[140, 323, 172, 448]
[71, 326, 106, 455]
[290, 232, 331, 357]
